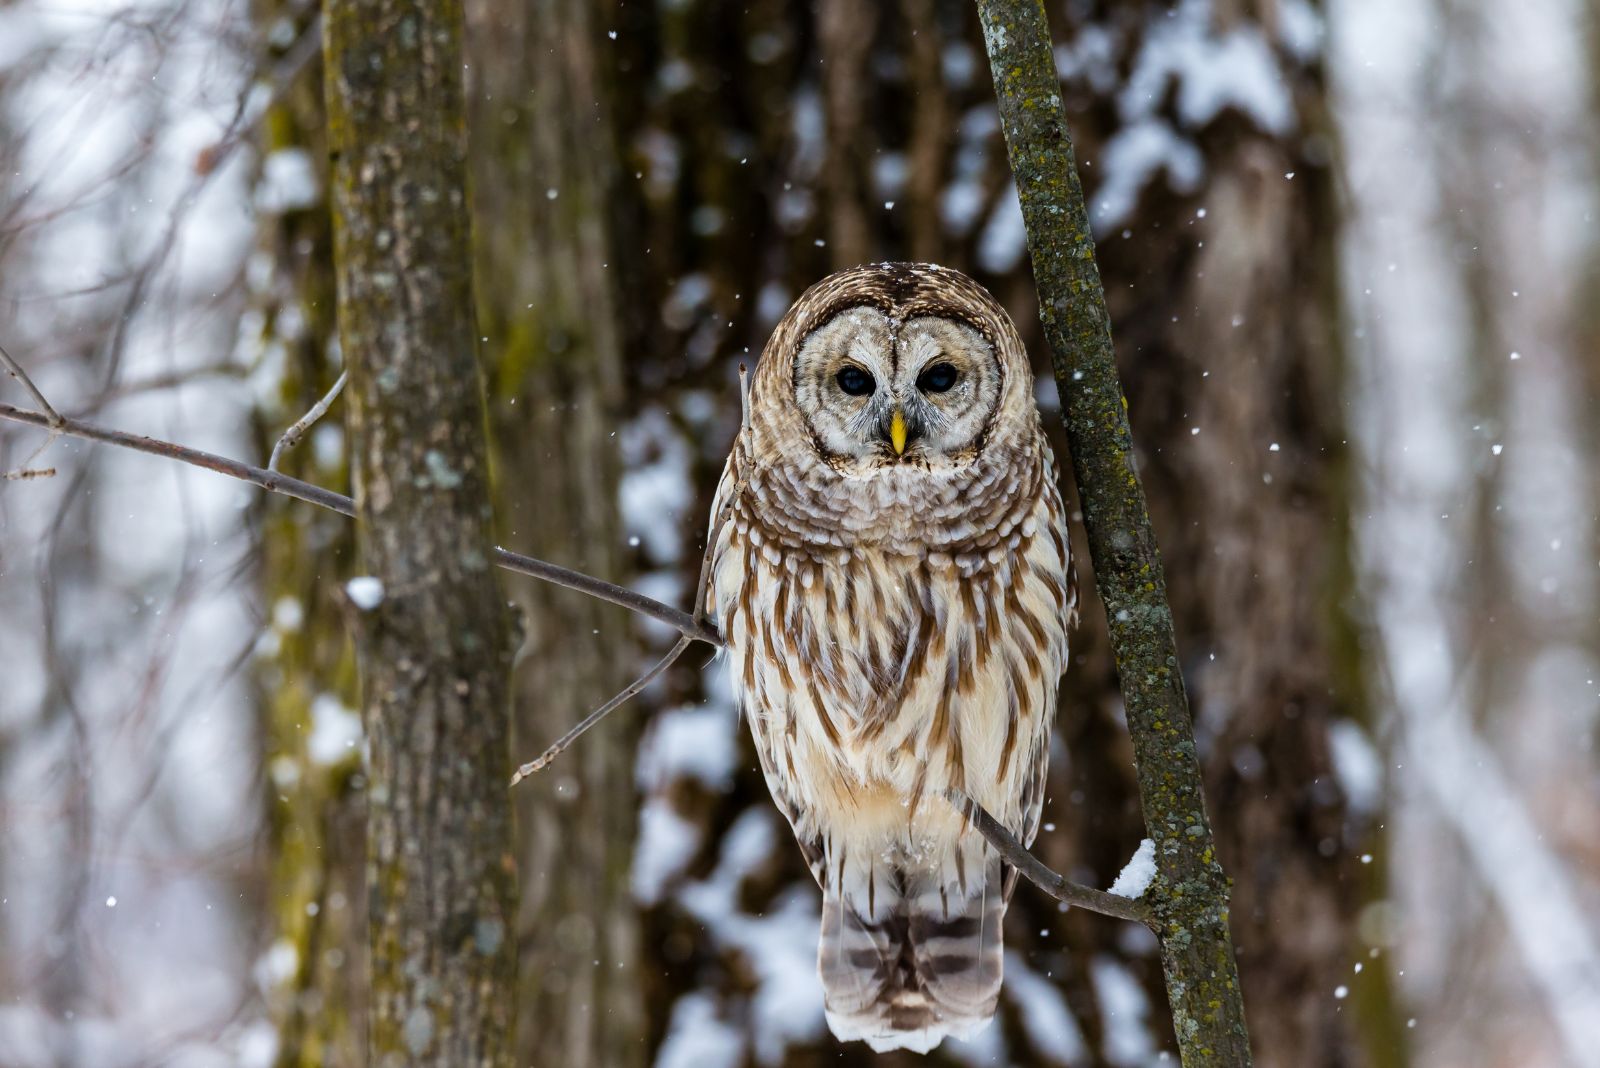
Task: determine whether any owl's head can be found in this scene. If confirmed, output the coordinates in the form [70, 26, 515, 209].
[757, 263, 1035, 479]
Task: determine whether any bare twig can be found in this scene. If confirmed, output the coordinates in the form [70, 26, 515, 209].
[268, 369, 347, 472]
[0, 401, 721, 646]
[509, 633, 693, 786]
[945, 788, 1153, 925]
[0, 341, 63, 426]
[737, 361, 752, 432]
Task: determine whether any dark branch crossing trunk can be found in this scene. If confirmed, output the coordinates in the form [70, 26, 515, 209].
[974, 0, 1253, 1063]
[322, 0, 518, 1063]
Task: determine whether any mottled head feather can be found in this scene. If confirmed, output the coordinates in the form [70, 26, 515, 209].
[742, 263, 1045, 556]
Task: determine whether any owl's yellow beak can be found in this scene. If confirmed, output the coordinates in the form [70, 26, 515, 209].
[889, 409, 908, 455]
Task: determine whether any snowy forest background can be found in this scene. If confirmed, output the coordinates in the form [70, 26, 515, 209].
[0, 0, 1597, 1065]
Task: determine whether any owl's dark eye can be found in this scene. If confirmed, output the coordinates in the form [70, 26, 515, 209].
[918, 362, 959, 393]
[836, 366, 875, 396]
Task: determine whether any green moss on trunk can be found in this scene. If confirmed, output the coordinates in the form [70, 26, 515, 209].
[974, 1, 1253, 1063]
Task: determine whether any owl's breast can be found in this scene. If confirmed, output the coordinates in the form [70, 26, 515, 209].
[708, 474, 1073, 847]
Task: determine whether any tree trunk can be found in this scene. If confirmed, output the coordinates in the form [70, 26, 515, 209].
[464, 1, 647, 1065]
[322, 0, 519, 1062]
[976, 2, 1252, 1063]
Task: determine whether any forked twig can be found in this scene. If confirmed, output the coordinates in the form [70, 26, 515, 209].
[0, 341, 62, 427]
[0, 341, 65, 479]
[946, 787, 1153, 924]
[268, 369, 347, 472]
[509, 633, 693, 786]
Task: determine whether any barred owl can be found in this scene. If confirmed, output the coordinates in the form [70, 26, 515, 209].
[705, 263, 1075, 1053]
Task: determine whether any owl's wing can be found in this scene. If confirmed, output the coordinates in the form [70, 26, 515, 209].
[1002, 468, 1075, 896]
[703, 441, 830, 888]
[698, 447, 741, 619]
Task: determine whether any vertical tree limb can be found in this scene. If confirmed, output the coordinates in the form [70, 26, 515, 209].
[973, 1, 1253, 1064]
[322, 0, 518, 1063]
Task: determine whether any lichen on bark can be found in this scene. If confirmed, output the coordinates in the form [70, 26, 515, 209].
[322, 0, 518, 1063]
[974, 0, 1253, 1063]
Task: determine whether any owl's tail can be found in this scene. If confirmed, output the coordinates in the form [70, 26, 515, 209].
[818, 851, 1006, 1054]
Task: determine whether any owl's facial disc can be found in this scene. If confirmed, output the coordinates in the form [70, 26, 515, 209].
[791, 308, 1002, 471]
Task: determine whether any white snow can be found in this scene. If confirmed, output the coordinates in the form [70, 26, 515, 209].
[255, 148, 319, 214]
[1094, 0, 1295, 232]
[344, 576, 385, 610]
[1054, 25, 1120, 94]
[1092, 120, 1203, 232]
[1327, 719, 1383, 815]
[1120, 0, 1294, 135]
[307, 695, 362, 766]
[676, 809, 826, 1064]
[1090, 957, 1157, 1066]
[976, 183, 1027, 274]
[1004, 952, 1088, 1064]
[619, 407, 695, 564]
[654, 992, 744, 1068]
[630, 797, 703, 906]
[1108, 839, 1157, 899]
[635, 700, 738, 792]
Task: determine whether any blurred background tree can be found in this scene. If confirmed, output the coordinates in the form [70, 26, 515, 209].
[1, 0, 1597, 1066]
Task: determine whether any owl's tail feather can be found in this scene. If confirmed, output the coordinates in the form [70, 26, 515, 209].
[819, 853, 1006, 1054]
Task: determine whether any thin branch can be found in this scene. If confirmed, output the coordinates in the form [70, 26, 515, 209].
[509, 633, 694, 786]
[946, 788, 1152, 925]
[976, 0, 1250, 1061]
[0, 341, 63, 426]
[737, 360, 752, 432]
[268, 369, 347, 472]
[513, 360, 756, 781]
[0, 401, 721, 647]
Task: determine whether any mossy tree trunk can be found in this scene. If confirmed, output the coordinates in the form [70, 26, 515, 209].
[322, 0, 519, 1062]
[974, 1, 1251, 1062]
[464, 0, 647, 1065]
[249, 9, 366, 1065]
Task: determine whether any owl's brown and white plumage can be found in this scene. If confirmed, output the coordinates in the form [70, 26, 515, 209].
[705, 263, 1075, 1053]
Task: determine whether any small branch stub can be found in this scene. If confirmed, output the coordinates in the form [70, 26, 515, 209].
[946, 788, 1153, 925]
[268, 369, 348, 472]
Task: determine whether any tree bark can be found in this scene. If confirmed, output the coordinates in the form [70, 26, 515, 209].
[322, 0, 518, 1063]
[974, 1, 1252, 1063]
[464, 0, 647, 1065]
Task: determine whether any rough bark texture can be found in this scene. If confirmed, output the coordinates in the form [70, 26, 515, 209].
[974, 1, 1252, 1063]
[322, 0, 518, 1063]
[464, 0, 646, 1064]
